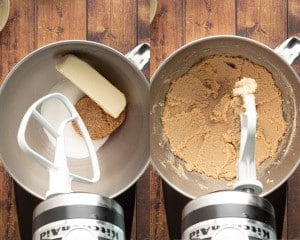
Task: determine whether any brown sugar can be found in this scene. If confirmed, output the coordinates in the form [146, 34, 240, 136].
[72, 95, 126, 140]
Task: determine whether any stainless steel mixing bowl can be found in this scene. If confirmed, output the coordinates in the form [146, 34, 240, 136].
[150, 35, 300, 199]
[0, 40, 150, 199]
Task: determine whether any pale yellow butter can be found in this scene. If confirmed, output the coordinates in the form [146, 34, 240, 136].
[56, 54, 126, 118]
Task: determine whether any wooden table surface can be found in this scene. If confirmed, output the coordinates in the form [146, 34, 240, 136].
[0, 0, 299, 239]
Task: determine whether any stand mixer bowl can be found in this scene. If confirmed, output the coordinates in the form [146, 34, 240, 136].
[150, 35, 300, 199]
[0, 40, 150, 199]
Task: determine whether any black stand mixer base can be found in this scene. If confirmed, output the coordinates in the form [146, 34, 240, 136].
[163, 181, 287, 240]
[14, 181, 136, 240]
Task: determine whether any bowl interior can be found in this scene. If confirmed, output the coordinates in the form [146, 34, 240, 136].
[0, 41, 149, 199]
[150, 36, 300, 199]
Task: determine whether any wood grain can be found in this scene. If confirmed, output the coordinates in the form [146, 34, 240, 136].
[287, 1, 300, 239]
[150, 0, 184, 74]
[36, 0, 86, 46]
[137, 0, 150, 79]
[135, 169, 150, 240]
[0, 0, 35, 83]
[237, 0, 287, 47]
[149, 167, 170, 240]
[0, 165, 20, 240]
[288, 0, 300, 37]
[185, 0, 235, 42]
[137, 0, 150, 43]
[135, 1, 150, 239]
[87, 0, 137, 53]
[150, 0, 186, 239]
[287, 168, 300, 239]
[0, 0, 35, 239]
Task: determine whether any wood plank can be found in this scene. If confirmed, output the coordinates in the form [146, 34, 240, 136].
[138, 0, 150, 43]
[87, 0, 137, 53]
[287, 168, 300, 239]
[288, 0, 300, 72]
[282, 194, 288, 240]
[288, 0, 300, 37]
[137, 0, 150, 78]
[0, 0, 35, 239]
[0, 0, 35, 83]
[150, 0, 184, 74]
[36, 0, 86, 47]
[149, 166, 170, 239]
[0, 165, 20, 239]
[136, 169, 150, 240]
[136, 1, 150, 239]
[287, 1, 300, 239]
[185, 0, 236, 42]
[236, 0, 287, 48]
[150, 0, 185, 239]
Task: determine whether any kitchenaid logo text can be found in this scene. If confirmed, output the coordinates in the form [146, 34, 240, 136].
[189, 224, 271, 240]
[34, 219, 124, 240]
[183, 218, 276, 240]
[39, 225, 120, 240]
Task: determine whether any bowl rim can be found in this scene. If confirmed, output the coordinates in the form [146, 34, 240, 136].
[150, 35, 300, 199]
[0, 40, 150, 199]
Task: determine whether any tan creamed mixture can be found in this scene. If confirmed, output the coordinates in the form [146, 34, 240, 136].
[162, 55, 287, 180]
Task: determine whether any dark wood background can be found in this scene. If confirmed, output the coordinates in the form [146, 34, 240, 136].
[0, 0, 299, 239]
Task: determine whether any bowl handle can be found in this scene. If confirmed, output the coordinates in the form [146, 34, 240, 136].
[125, 43, 150, 70]
[275, 36, 300, 65]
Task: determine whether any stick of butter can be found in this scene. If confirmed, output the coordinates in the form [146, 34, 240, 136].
[56, 54, 126, 118]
